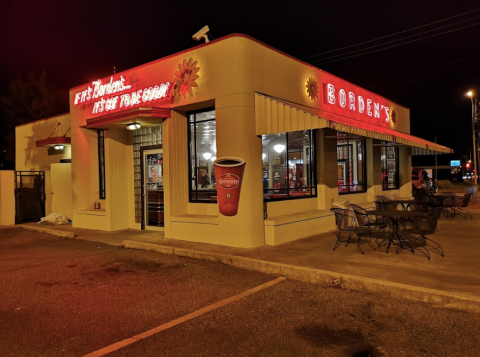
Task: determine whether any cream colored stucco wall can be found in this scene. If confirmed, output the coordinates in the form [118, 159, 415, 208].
[50, 163, 73, 219]
[15, 114, 71, 215]
[106, 129, 133, 230]
[0, 171, 15, 225]
[163, 97, 265, 248]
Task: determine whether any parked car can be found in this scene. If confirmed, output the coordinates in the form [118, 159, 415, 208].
[412, 168, 424, 189]
[412, 167, 434, 191]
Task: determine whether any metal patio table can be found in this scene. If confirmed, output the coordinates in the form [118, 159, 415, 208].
[386, 199, 430, 212]
[368, 210, 424, 253]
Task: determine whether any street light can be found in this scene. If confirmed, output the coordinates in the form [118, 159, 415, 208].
[466, 91, 477, 185]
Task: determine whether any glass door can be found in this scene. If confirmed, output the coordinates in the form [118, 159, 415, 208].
[143, 149, 164, 229]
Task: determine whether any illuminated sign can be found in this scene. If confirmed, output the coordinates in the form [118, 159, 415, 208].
[74, 75, 172, 115]
[325, 83, 390, 123]
[451, 160, 461, 167]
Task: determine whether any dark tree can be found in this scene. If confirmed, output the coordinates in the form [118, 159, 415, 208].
[1, 70, 69, 126]
[0, 71, 69, 169]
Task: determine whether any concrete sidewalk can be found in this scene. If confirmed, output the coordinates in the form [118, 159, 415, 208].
[14, 206, 480, 313]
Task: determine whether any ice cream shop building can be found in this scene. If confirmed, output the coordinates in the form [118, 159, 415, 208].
[13, 34, 452, 247]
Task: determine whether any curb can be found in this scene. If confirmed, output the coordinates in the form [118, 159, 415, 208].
[122, 240, 480, 314]
[21, 225, 75, 239]
[0, 226, 22, 231]
[0, 225, 76, 239]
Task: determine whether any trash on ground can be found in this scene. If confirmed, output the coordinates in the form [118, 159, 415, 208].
[38, 213, 69, 225]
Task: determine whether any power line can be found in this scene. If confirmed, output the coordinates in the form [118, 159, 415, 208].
[302, 8, 480, 60]
[367, 51, 480, 89]
[308, 15, 480, 64]
[312, 22, 480, 65]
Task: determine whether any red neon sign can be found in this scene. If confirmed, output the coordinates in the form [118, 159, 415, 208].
[324, 82, 390, 123]
[317, 72, 396, 128]
[73, 75, 173, 115]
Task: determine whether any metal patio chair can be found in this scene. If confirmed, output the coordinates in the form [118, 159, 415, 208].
[444, 193, 473, 219]
[428, 195, 450, 217]
[351, 203, 388, 230]
[351, 203, 388, 247]
[412, 188, 431, 204]
[398, 209, 443, 259]
[376, 195, 399, 211]
[373, 197, 395, 229]
[330, 208, 375, 254]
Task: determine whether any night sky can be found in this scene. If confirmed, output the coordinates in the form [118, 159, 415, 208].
[1, 0, 479, 167]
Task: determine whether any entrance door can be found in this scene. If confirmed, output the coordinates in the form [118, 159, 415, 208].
[143, 149, 164, 230]
[51, 163, 72, 220]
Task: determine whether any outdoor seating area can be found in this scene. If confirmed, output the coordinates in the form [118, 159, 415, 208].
[330, 190, 475, 260]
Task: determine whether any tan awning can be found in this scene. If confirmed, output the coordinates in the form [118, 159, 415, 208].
[255, 93, 452, 154]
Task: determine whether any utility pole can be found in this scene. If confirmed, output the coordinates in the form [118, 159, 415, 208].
[467, 92, 477, 185]
[475, 98, 479, 186]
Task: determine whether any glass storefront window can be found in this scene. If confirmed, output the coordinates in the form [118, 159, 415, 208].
[381, 146, 399, 190]
[261, 130, 316, 201]
[337, 134, 366, 193]
[188, 108, 217, 202]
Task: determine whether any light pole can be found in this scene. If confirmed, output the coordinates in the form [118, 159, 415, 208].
[466, 91, 477, 185]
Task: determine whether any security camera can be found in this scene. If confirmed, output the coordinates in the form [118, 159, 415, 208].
[192, 25, 210, 43]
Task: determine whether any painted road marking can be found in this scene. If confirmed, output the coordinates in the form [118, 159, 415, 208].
[82, 277, 286, 357]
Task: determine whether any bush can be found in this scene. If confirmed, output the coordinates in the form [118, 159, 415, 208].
[437, 179, 453, 189]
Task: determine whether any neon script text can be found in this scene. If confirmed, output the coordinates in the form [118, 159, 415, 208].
[74, 76, 171, 114]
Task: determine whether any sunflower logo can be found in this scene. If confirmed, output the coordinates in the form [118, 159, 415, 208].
[173, 58, 200, 98]
[391, 109, 397, 124]
[306, 77, 318, 101]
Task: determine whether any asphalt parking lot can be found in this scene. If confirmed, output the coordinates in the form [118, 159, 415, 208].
[1, 229, 479, 357]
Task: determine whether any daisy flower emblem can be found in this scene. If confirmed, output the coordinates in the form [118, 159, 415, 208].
[174, 58, 200, 98]
[391, 109, 397, 124]
[306, 77, 318, 101]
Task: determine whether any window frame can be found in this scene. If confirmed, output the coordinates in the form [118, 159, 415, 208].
[98, 130, 106, 199]
[187, 107, 217, 203]
[337, 134, 367, 195]
[262, 130, 317, 202]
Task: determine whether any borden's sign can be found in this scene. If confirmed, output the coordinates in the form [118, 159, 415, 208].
[316, 71, 400, 129]
[324, 83, 390, 123]
[217, 173, 240, 189]
[73, 75, 173, 115]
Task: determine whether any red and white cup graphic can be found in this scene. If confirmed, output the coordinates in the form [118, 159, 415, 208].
[214, 157, 246, 217]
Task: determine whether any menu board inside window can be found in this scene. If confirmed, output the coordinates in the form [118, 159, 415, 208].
[382, 146, 398, 190]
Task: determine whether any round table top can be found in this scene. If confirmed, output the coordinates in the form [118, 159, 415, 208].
[368, 210, 424, 218]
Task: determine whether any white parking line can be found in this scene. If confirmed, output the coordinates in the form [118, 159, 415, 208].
[82, 277, 286, 357]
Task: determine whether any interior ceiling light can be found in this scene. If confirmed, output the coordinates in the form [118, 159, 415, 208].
[203, 152, 212, 160]
[274, 144, 286, 153]
[53, 145, 64, 150]
[211, 156, 217, 162]
[262, 153, 266, 160]
[126, 122, 141, 131]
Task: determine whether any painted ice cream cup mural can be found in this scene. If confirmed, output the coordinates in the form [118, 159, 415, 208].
[213, 157, 246, 216]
